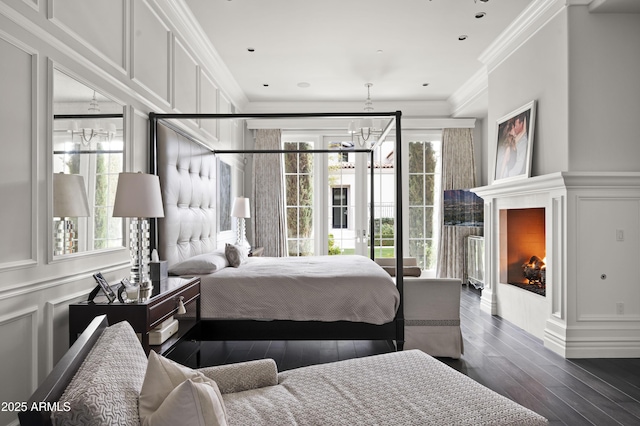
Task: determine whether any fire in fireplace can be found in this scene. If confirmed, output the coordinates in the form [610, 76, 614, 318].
[499, 207, 546, 296]
[522, 255, 546, 287]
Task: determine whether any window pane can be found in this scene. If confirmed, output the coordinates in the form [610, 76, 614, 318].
[424, 206, 434, 238]
[299, 175, 312, 206]
[299, 207, 313, 238]
[424, 175, 435, 205]
[287, 207, 298, 238]
[409, 207, 424, 238]
[285, 175, 298, 206]
[408, 142, 423, 173]
[409, 175, 423, 205]
[424, 142, 437, 173]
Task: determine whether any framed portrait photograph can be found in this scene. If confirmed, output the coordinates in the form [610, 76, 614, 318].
[92, 272, 116, 303]
[493, 100, 536, 182]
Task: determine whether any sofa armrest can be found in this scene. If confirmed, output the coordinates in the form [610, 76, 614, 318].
[198, 358, 278, 394]
[403, 278, 461, 320]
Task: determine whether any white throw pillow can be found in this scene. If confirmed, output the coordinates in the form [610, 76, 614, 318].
[144, 379, 227, 426]
[168, 249, 229, 275]
[139, 351, 227, 424]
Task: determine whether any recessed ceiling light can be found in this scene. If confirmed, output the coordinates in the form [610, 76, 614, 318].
[376, 49, 384, 54]
[458, 35, 468, 41]
[297, 82, 311, 88]
[475, 12, 486, 19]
[422, 83, 430, 87]
[263, 84, 269, 87]
[247, 47, 255, 52]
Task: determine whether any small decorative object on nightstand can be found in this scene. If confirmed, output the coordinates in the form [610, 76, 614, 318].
[69, 276, 200, 355]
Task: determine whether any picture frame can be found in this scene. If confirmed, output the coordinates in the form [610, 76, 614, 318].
[493, 100, 536, 182]
[217, 158, 232, 232]
[92, 272, 116, 303]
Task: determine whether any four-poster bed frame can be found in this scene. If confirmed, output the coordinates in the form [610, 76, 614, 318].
[148, 111, 406, 349]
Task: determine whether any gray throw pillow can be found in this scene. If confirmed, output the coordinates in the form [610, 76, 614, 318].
[225, 244, 247, 267]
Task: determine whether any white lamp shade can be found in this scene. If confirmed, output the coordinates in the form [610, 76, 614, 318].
[53, 173, 91, 218]
[360, 118, 373, 129]
[231, 197, 250, 218]
[113, 172, 165, 218]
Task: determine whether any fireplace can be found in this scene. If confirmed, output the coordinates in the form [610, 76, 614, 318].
[473, 172, 640, 358]
[499, 208, 545, 296]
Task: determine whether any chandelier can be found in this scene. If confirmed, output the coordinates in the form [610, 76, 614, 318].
[348, 83, 383, 147]
[68, 91, 117, 146]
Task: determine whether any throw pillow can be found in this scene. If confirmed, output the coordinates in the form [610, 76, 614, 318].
[225, 244, 248, 267]
[144, 379, 227, 426]
[168, 249, 228, 275]
[139, 351, 227, 424]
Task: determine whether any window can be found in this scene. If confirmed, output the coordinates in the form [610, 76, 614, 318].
[407, 140, 441, 270]
[331, 187, 348, 229]
[284, 141, 314, 256]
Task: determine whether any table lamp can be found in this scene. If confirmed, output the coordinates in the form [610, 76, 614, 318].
[231, 196, 250, 248]
[113, 172, 164, 286]
[53, 173, 90, 255]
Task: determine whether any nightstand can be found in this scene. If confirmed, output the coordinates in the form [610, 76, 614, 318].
[249, 246, 264, 257]
[69, 276, 200, 355]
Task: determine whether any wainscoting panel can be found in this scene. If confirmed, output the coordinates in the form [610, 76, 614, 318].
[173, 37, 198, 116]
[0, 306, 38, 426]
[199, 69, 219, 140]
[48, 0, 127, 73]
[0, 32, 37, 272]
[131, 0, 170, 105]
[45, 290, 90, 372]
[576, 197, 640, 321]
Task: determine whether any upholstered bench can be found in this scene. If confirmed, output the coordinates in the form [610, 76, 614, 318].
[21, 316, 547, 426]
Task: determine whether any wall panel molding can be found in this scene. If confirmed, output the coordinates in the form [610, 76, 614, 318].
[0, 305, 38, 393]
[173, 36, 198, 118]
[47, 0, 128, 75]
[45, 290, 89, 372]
[0, 260, 128, 301]
[0, 29, 38, 273]
[131, 0, 171, 107]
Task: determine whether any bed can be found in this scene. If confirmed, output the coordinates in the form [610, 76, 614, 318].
[149, 113, 406, 347]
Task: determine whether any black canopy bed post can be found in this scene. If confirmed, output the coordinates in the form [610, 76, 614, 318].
[149, 112, 158, 253]
[369, 148, 375, 260]
[147, 111, 405, 350]
[394, 110, 404, 350]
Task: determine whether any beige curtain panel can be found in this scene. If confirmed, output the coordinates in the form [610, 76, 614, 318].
[437, 128, 482, 279]
[251, 129, 288, 257]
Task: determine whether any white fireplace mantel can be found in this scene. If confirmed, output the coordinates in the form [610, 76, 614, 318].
[472, 172, 640, 358]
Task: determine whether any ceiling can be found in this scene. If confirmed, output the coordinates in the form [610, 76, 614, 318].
[184, 0, 534, 106]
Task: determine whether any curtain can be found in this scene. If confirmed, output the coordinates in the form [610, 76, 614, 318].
[436, 128, 482, 279]
[251, 129, 288, 257]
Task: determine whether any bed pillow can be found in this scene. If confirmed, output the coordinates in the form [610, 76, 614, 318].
[139, 351, 227, 424]
[144, 379, 227, 426]
[225, 244, 248, 267]
[168, 249, 228, 275]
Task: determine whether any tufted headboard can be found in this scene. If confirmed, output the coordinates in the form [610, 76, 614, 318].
[155, 122, 217, 267]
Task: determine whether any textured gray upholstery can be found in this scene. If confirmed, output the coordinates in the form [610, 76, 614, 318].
[156, 122, 218, 267]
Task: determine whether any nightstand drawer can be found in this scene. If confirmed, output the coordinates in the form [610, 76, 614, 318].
[148, 280, 200, 328]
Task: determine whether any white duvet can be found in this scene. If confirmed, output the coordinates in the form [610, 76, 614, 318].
[199, 255, 399, 324]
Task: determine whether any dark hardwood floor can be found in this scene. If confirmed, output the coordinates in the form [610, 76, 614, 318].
[168, 286, 640, 426]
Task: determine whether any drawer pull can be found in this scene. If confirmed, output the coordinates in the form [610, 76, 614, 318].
[176, 296, 187, 314]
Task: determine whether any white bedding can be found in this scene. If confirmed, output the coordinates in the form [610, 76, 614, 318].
[199, 255, 399, 324]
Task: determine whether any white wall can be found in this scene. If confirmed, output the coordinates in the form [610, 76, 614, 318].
[0, 1, 242, 424]
[488, 8, 569, 183]
[567, 7, 640, 171]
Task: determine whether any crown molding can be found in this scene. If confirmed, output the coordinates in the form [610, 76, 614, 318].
[448, 67, 488, 118]
[478, 0, 566, 72]
[154, 0, 249, 111]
